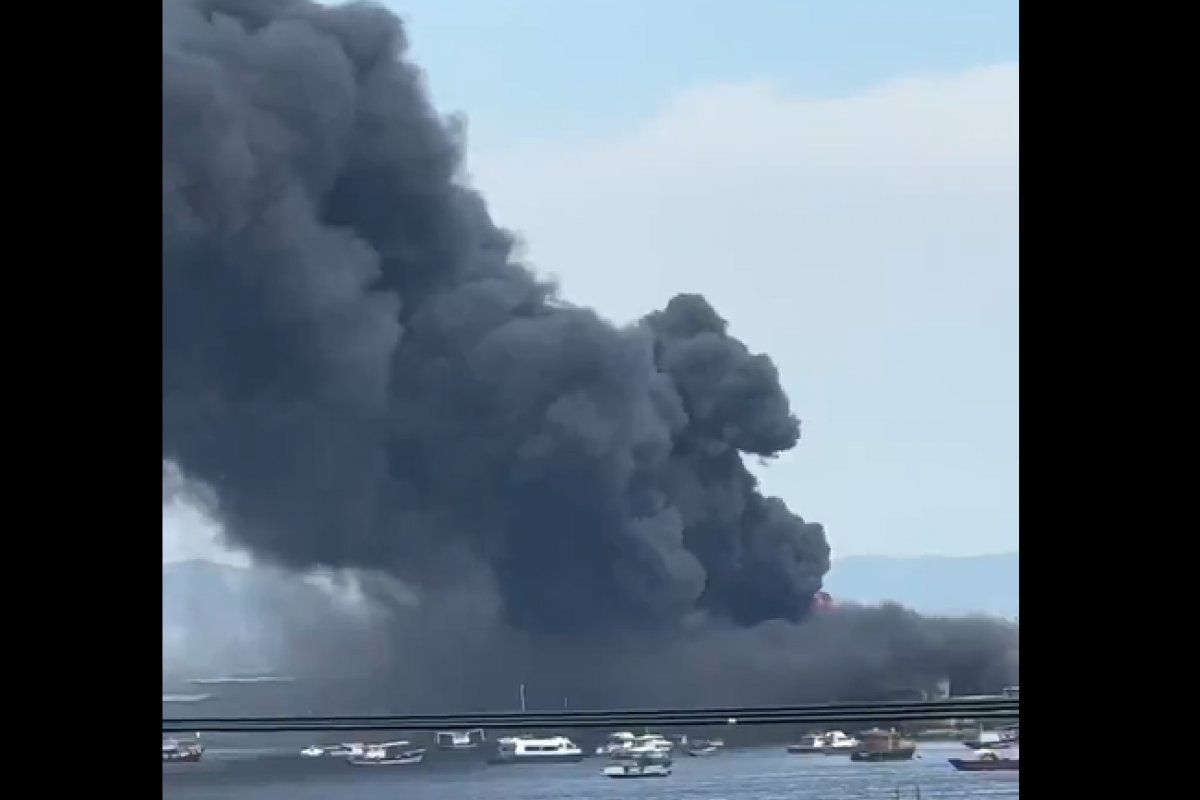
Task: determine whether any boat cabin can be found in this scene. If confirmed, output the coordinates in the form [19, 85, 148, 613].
[858, 728, 909, 753]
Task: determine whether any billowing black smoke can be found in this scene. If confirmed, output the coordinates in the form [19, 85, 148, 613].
[163, 0, 1016, 708]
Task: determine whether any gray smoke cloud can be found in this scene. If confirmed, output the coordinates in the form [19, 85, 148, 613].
[162, 0, 1016, 709]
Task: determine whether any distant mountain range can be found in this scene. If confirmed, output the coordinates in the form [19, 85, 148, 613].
[824, 552, 1018, 619]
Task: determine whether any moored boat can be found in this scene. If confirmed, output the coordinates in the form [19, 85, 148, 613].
[594, 731, 636, 757]
[849, 728, 917, 762]
[823, 731, 860, 753]
[950, 746, 1019, 772]
[686, 740, 720, 756]
[436, 728, 487, 751]
[489, 735, 585, 764]
[788, 730, 860, 755]
[162, 737, 204, 763]
[599, 732, 673, 757]
[962, 725, 1018, 750]
[629, 733, 674, 755]
[603, 750, 672, 778]
[347, 741, 426, 767]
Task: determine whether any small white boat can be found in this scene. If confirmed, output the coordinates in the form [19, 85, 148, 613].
[787, 730, 860, 754]
[490, 735, 584, 764]
[603, 751, 672, 778]
[629, 733, 674, 754]
[963, 725, 1019, 749]
[299, 745, 326, 758]
[823, 731, 861, 752]
[595, 731, 636, 756]
[162, 737, 204, 763]
[347, 741, 425, 767]
[686, 739, 721, 756]
[436, 728, 487, 751]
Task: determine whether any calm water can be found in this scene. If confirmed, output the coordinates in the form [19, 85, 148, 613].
[163, 743, 1018, 800]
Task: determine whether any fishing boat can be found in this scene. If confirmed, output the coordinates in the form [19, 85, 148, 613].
[603, 750, 672, 778]
[850, 729, 917, 762]
[788, 730, 860, 754]
[162, 737, 204, 763]
[962, 725, 1018, 749]
[629, 733, 673, 754]
[823, 731, 860, 753]
[686, 739, 721, 756]
[950, 745, 1019, 772]
[347, 741, 426, 767]
[489, 735, 585, 764]
[594, 731, 637, 757]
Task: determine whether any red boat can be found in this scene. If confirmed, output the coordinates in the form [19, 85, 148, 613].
[849, 729, 917, 762]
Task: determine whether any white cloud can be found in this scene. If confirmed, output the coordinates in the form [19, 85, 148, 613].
[465, 64, 1019, 557]
[467, 64, 1017, 330]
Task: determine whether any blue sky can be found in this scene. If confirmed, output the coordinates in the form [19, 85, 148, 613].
[392, 0, 1018, 140]
[379, 0, 1020, 559]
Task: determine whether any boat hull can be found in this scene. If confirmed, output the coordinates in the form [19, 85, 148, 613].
[850, 747, 917, 763]
[686, 747, 718, 757]
[963, 739, 1017, 750]
[604, 767, 671, 778]
[949, 758, 1019, 772]
[348, 752, 425, 767]
[791, 745, 857, 754]
[162, 751, 203, 763]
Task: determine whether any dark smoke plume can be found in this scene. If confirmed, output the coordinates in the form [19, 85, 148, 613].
[163, 0, 1016, 709]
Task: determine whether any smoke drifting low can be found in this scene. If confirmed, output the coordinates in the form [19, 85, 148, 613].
[162, 0, 1016, 708]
